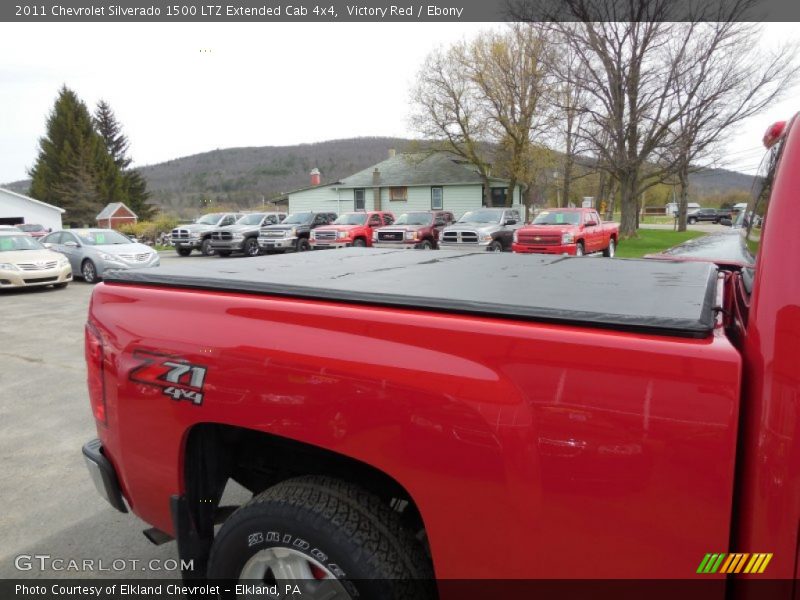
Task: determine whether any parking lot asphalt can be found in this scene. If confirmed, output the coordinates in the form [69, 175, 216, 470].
[0, 252, 244, 580]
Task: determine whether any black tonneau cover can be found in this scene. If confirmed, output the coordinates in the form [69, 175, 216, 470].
[104, 249, 718, 338]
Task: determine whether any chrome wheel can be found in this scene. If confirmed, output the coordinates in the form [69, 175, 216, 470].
[606, 239, 615, 258]
[575, 243, 584, 257]
[240, 547, 351, 599]
[82, 260, 97, 283]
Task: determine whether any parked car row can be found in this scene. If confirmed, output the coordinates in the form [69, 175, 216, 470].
[170, 207, 618, 259]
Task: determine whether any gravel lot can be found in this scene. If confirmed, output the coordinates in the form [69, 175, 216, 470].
[0, 252, 245, 580]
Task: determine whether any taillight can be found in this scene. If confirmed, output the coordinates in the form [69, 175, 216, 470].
[85, 322, 107, 424]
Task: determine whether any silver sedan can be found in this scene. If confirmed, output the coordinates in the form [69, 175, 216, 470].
[41, 228, 160, 283]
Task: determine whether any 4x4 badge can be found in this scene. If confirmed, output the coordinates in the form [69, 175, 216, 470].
[129, 350, 208, 405]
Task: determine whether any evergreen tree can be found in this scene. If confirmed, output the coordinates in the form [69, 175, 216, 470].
[94, 99, 154, 219]
[29, 86, 117, 225]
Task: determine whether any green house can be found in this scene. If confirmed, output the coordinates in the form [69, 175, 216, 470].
[286, 152, 524, 218]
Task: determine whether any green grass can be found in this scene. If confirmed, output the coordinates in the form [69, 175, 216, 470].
[615, 229, 705, 259]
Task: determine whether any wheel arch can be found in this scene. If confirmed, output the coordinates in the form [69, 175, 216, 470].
[178, 423, 431, 576]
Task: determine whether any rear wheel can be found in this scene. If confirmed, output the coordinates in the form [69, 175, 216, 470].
[81, 260, 98, 283]
[200, 238, 215, 256]
[603, 238, 616, 258]
[688, 217, 697, 225]
[243, 238, 261, 257]
[176, 247, 192, 257]
[207, 476, 434, 600]
[352, 238, 367, 248]
[575, 241, 585, 257]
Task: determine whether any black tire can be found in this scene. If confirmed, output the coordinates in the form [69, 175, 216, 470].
[296, 238, 311, 252]
[200, 238, 215, 256]
[81, 260, 98, 283]
[575, 241, 585, 257]
[688, 217, 697, 225]
[487, 240, 503, 253]
[243, 238, 261, 257]
[603, 238, 616, 258]
[417, 240, 434, 250]
[217, 250, 232, 257]
[53, 282, 69, 289]
[352, 238, 367, 248]
[207, 476, 434, 600]
[176, 247, 192, 257]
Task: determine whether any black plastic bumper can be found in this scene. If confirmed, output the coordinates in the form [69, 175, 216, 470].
[82, 438, 128, 513]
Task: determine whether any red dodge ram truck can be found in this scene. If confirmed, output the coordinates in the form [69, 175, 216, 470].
[83, 119, 796, 595]
[513, 207, 619, 256]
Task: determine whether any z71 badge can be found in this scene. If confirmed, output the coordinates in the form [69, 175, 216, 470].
[129, 350, 208, 405]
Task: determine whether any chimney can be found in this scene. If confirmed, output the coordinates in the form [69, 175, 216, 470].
[388, 148, 396, 158]
[310, 168, 321, 186]
[372, 168, 381, 210]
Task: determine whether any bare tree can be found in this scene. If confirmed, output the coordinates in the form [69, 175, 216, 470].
[666, 20, 798, 230]
[410, 43, 494, 205]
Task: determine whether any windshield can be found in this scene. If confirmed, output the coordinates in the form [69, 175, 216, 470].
[74, 230, 132, 245]
[395, 213, 432, 226]
[0, 235, 43, 251]
[19, 224, 44, 232]
[282, 212, 314, 225]
[237, 214, 266, 225]
[533, 211, 581, 225]
[196, 213, 222, 225]
[334, 213, 367, 226]
[458, 210, 502, 224]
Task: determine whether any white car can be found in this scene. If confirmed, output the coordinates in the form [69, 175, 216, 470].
[0, 231, 72, 290]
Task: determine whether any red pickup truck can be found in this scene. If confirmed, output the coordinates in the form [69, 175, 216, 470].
[512, 207, 619, 257]
[83, 119, 796, 594]
[309, 211, 394, 249]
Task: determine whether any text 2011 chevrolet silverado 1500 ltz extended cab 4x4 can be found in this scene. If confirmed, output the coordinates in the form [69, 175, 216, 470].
[82, 118, 798, 597]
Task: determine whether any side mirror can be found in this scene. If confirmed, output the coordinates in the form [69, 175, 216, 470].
[42, 243, 52, 248]
[719, 217, 732, 227]
[64, 241, 78, 248]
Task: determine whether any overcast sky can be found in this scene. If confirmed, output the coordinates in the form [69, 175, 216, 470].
[0, 22, 797, 185]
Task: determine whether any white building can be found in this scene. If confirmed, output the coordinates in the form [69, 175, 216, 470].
[0, 187, 65, 231]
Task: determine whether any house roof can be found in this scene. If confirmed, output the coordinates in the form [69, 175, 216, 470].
[283, 152, 520, 197]
[336, 153, 505, 188]
[0, 187, 66, 213]
[96, 202, 137, 220]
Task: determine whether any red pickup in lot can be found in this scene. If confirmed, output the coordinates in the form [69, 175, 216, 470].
[513, 207, 619, 256]
[309, 211, 394, 249]
[83, 119, 797, 594]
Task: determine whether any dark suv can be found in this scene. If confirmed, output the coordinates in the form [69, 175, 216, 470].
[258, 212, 337, 253]
[687, 208, 723, 225]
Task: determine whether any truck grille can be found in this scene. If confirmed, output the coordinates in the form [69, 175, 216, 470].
[377, 230, 404, 242]
[442, 231, 478, 244]
[171, 229, 190, 240]
[314, 231, 337, 241]
[517, 233, 560, 246]
[17, 261, 58, 271]
[260, 230, 286, 239]
[211, 231, 233, 241]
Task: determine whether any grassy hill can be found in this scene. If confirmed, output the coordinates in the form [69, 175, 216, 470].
[4, 137, 754, 217]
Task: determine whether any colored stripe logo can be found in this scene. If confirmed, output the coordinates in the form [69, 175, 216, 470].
[697, 553, 773, 574]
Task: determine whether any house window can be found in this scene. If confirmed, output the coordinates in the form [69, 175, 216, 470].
[390, 187, 408, 201]
[354, 189, 366, 210]
[431, 187, 443, 210]
[490, 187, 507, 207]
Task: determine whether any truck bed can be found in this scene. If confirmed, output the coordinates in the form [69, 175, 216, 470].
[103, 249, 718, 338]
